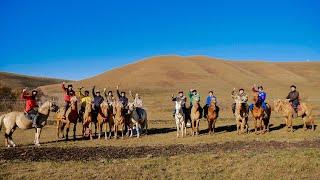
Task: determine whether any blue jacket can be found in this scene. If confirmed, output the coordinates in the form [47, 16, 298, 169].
[206, 95, 217, 105]
[258, 92, 266, 102]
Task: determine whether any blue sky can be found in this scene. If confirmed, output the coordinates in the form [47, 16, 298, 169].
[0, 0, 319, 80]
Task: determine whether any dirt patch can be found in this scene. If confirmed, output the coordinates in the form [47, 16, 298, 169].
[1, 139, 320, 162]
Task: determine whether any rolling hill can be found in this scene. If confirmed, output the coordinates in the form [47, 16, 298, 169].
[0, 72, 68, 91]
[40, 56, 320, 119]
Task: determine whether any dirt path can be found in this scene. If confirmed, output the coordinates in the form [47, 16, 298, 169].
[1, 139, 320, 162]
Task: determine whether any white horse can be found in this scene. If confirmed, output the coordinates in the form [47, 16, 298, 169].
[128, 102, 148, 138]
[175, 101, 186, 138]
[0, 101, 58, 147]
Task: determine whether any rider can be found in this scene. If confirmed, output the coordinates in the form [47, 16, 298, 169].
[92, 86, 104, 121]
[249, 85, 267, 111]
[172, 91, 187, 117]
[103, 88, 115, 106]
[78, 87, 92, 122]
[231, 88, 249, 116]
[286, 85, 300, 118]
[21, 88, 39, 127]
[62, 82, 75, 119]
[203, 91, 218, 118]
[188, 89, 203, 118]
[116, 85, 129, 108]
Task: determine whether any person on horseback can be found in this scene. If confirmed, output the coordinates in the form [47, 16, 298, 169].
[21, 88, 39, 127]
[62, 82, 75, 119]
[172, 91, 187, 117]
[78, 87, 92, 122]
[231, 88, 249, 115]
[203, 91, 219, 118]
[92, 86, 104, 121]
[286, 85, 300, 118]
[249, 85, 267, 111]
[103, 88, 115, 106]
[116, 85, 128, 108]
[189, 89, 203, 118]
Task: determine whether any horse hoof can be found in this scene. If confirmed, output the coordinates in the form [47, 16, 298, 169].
[12, 144, 16, 148]
[35, 143, 40, 147]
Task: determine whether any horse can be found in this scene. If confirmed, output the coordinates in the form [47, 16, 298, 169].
[190, 102, 201, 136]
[274, 99, 314, 132]
[0, 101, 58, 147]
[113, 101, 125, 139]
[207, 100, 218, 134]
[127, 102, 148, 138]
[56, 96, 78, 140]
[97, 101, 113, 140]
[250, 92, 267, 134]
[82, 101, 93, 140]
[173, 101, 186, 138]
[233, 96, 249, 134]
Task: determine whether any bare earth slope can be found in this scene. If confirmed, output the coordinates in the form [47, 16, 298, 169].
[40, 56, 320, 119]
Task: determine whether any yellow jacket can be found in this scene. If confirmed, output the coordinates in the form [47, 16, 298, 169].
[78, 91, 92, 107]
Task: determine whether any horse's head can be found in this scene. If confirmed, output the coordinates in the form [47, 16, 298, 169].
[100, 101, 109, 115]
[128, 102, 135, 111]
[113, 101, 123, 115]
[50, 102, 59, 113]
[253, 92, 259, 103]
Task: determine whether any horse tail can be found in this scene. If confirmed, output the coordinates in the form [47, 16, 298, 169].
[0, 114, 5, 132]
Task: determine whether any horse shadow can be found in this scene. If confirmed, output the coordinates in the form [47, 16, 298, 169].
[199, 124, 237, 135]
[147, 127, 177, 135]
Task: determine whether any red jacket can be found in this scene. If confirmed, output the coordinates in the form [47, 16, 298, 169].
[21, 92, 38, 112]
[62, 84, 75, 102]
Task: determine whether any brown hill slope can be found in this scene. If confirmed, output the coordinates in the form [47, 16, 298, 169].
[40, 56, 320, 119]
[0, 72, 67, 91]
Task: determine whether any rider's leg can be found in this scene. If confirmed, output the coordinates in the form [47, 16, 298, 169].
[63, 101, 70, 119]
[232, 103, 236, 114]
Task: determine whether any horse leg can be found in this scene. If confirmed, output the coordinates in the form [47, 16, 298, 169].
[136, 123, 140, 138]
[207, 120, 211, 135]
[66, 122, 70, 141]
[57, 121, 60, 141]
[97, 121, 101, 139]
[196, 120, 200, 135]
[236, 119, 240, 135]
[89, 122, 93, 140]
[254, 118, 258, 134]
[302, 115, 307, 131]
[104, 122, 108, 140]
[34, 128, 42, 146]
[121, 125, 124, 139]
[73, 123, 77, 140]
[191, 120, 194, 136]
[176, 121, 179, 138]
[114, 125, 118, 139]
[212, 120, 216, 134]
[8, 126, 17, 147]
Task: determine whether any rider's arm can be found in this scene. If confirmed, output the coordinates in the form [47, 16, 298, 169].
[116, 89, 121, 98]
[61, 83, 67, 92]
[92, 86, 96, 97]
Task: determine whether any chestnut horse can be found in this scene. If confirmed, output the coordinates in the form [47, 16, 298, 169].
[56, 96, 78, 140]
[250, 92, 267, 134]
[113, 101, 125, 139]
[207, 100, 218, 134]
[82, 101, 93, 140]
[190, 102, 201, 136]
[97, 101, 114, 140]
[274, 99, 314, 132]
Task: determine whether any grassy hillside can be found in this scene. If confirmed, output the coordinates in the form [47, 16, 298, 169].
[40, 56, 320, 119]
[0, 72, 69, 91]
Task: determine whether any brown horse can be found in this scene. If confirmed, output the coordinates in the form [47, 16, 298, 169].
[56, 96, 78, 140]
[233, 97, 249, 134]
[274, 99, 314, 132]
[82, 101, 93, 140]
[97, 101, 114, 140]
[207, 100, 218, 134]
[190, 102, 201, 136]
[113, 101, 125, 139]
[250, 92, 266, 134]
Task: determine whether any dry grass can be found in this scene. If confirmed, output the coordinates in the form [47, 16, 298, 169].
[1, 148, 320, 179]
